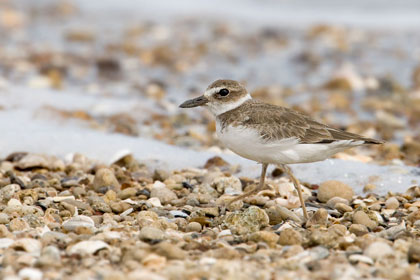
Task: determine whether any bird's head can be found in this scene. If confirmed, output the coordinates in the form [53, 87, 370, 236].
[179, 79, 251, 116]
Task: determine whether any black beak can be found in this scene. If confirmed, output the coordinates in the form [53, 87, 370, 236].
[179, 95, 209, 108]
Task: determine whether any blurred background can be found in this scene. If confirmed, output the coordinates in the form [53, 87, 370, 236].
[1, 0, 420, 177]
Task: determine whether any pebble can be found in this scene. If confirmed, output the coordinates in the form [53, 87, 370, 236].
[0, 213, 10, 224]
[12, 238, 42, 254]
[306, 208, 328, 227]
[326, 196, 349, 208]
[224, 206, 269, 235]
[377, 223, 406, 240]
[62, 215, 95, 232]
[407, 210, 420, 223]
[185, 222, 202, 232]
[127, 270, 166, 280]
[211, 176, 242, 195]
[353, 211, 377, 230]
[278, 228, 302, 245]
[349, 224, 369, 236]
[349, 254, 374, 265]
[265, 205, 303, 225]
[408, 241, 420, 263]
[0, 149, 417, 278]
[385, 197, 399, 209]
[150, 181, 177, 205]
[364, 241, 393, 261]
[0, 184, 21, 201]
[249, 231, 279, 248]
[139, 226, 165, 242]
[153, 241, 187, 260]
[68, 240, 109, 255]
[317, 180, 354, 203]
[16, 154, 49, 169]
[328, 224, 347, 237]
[0, 238, 14, 248]
[88, 195, 112, 213]
[18, 267, 43, 280]
[93, 168, 120, 191]
[335, 203, 353, 213]
[148, 197, 162, 207]
[9, 218, 30, 232]
[39, 245, 61, 266]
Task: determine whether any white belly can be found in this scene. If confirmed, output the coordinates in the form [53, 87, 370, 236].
[216, 123, 361, 164]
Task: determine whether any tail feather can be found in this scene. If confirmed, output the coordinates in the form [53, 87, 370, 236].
[362, 138, 384, 145]
[313, 130, 384, 145]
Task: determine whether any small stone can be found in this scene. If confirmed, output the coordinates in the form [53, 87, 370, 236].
[128, 269, 166, 280]
[119, 188, 137, 199]
[204, 156, 229, 169]
[349, 224, 369, 236]
[150, 181, 177, 205]
[68, 240, 109, 255]
[88, 195, 112, 213]
[12, 238, 42, 254]
[328, 224, 347, 237]
[349, 254, 374, 265]
[265, 205, 303, 225]
[309, 246, 330, 260]
[201, 207, 219, 217]
[211, 176, 242, 195]
[408, 241, 420, 263]
[0, 161, 14, 172]
[377, 223, 406, 240]
[137, 211, 160, 229]
[62, 215, 95, 232]
[364, 241, 393, 261]
[153, 169, 170, 182]
[335, 203, 353, 213]
[16, 154, 48, 169]
[170, 210, 188, 218]
[249, 231, 279, 248]
[216, 195, 243, 211]
[353, 211, 377, 230]
[306, 208, 328, 227]
[308, 229, 334, 247]
[139, 226, 165, 242]
[408, 210, 420, 223]
[278, 228, 302, 245]
[326, 196, 349, 208]
[105, 189, 118, 201]
[0, 184, 21, 201]
[110, 202, 124, 213]
[318, 180, 354, 203]
[363, 184, 376, 193]
[0, 213, 10, 224]
[0, 238, 14, 248]
[93, 168, 120, 191]
[153, 241, 187, 260]
[385, 197, 399, 209]
[148, 197, 162, 207]
[224, 206, 269, 235]
[38, 245, 61, 266]
[9, 218, 30, 231]
[185, 222, 202, 232]
[18, 267, 43, 280]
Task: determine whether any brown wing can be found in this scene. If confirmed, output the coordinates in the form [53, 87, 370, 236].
[219, 100, 383, 144]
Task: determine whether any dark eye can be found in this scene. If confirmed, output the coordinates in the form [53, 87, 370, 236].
[218, 88, 229, 96]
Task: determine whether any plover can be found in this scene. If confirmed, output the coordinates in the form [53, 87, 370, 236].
[180, 79, 383, 219]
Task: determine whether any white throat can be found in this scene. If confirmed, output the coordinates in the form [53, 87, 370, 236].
[205, 93, 252, 116]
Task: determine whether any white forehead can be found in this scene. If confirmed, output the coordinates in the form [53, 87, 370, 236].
[204, 87, 224, 98]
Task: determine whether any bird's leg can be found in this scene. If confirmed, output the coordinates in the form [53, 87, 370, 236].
[280, 164, 309, 220]
[227, 163, 268, 207]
